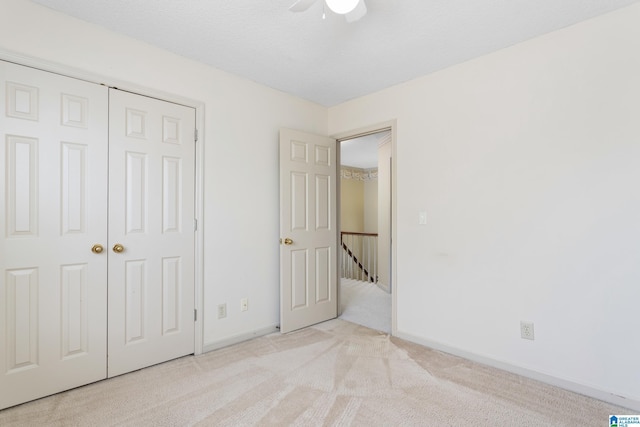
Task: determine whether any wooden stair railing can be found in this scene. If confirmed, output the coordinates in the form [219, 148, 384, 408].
[341, 232, 378, 283]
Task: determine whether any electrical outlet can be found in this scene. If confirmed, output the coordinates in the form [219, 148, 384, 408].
[217, 303, 227, 319]
[241, 298, 248, 312]
[520, 321, 535, 340]
[418, 211, 427, 225]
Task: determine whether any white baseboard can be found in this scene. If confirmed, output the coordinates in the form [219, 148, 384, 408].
[202, 324, 280, 353]
[394, 330, 640, 412]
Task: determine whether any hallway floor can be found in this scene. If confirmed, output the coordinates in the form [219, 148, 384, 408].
[339, 278, 391, 333]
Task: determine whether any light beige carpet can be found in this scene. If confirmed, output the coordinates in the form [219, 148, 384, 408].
[0, 319, 628, 426]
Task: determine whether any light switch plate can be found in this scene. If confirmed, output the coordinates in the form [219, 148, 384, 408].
[419, 211, 427, 225]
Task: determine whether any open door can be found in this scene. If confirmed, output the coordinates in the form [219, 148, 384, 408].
[279, 129, 337, 333]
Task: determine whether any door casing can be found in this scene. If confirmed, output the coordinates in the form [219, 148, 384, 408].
[332, 121, 398, 335]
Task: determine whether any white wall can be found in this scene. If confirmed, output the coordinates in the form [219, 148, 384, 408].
[0, 0, 327, 347]
[329, 4, 640, 408]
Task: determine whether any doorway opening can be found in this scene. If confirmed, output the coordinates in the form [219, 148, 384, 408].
[338, 129, 392, 334]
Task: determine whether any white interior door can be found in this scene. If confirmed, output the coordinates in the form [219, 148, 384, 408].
[0, 61, 108, 409]
[279, 128, 337, 333]
[107, 89, 196, 377]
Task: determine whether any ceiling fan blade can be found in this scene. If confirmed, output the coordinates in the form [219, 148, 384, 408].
[289, 0, 318, 12]
[345, 0, 367, 22]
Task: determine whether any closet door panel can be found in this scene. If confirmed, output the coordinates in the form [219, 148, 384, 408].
[107, 89, 195, 377]
[0, 61, 108, 410]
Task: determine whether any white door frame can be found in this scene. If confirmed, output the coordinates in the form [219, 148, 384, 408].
[0, 50, 206, 355]
[332, 120, 398, 335]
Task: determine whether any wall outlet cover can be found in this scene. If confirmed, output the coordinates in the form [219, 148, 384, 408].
[218, 303, 227, 319]
[520, 321, 535, 340]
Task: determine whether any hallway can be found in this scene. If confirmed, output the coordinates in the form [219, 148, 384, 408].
[339, 278, 391, 334]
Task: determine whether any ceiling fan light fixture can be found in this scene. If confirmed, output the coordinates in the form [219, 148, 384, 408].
[325, 0, 360, 15]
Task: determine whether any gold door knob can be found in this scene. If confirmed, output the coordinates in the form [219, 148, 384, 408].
[283, 238, 293, 246]
[112, 243, 125, 253]
[91, 244, 104, 254]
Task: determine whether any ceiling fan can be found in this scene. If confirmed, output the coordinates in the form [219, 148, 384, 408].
[289, 0, 367, 23]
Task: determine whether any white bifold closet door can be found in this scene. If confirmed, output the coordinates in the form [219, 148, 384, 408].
[0, 61, 196, 409]
[0, 61, 109, 409]
[107, 89, 195, 377]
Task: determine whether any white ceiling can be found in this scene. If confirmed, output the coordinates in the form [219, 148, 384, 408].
[31, 0, 638, 106]
[340, 131, 389, 169]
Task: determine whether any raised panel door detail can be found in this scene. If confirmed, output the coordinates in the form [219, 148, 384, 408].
[315, 248, 330, 303]
[162, 257, 181, 335]
[60, 264, 88, 359]
[61, 94, 88, 128]
[5, 268, 39, 373]
[6, 82, 38, 121]
[108, 88, 195, 378]
[291, 249, 308, 310]
[315, 174, 331, 231]
[290, 172, 308, 232]
[61, 142, 86, 235]
[6, 135, 38, 237]
[125, 260, 146, 344]
[1, 59, 109, 410]
[125, 108, 147, 139]
[279, 128, 337, 334]
[125, 152, 147, 234]
[162, 116, 180, 144]
[315, 145, 331, 167]
[290, 140, 308, 163]
[162, 157, 181, 233]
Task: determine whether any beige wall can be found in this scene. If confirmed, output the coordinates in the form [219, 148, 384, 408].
[340, 167, 379, 234]
[329, 4, 640, 408]
[363, 178, 378, 233]
[340, 176, 364, 233]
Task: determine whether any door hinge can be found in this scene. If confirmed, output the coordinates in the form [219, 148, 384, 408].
[194, 129, 198, 142]
[194, 309, 197, 321]
[194, 218, 198, 231]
